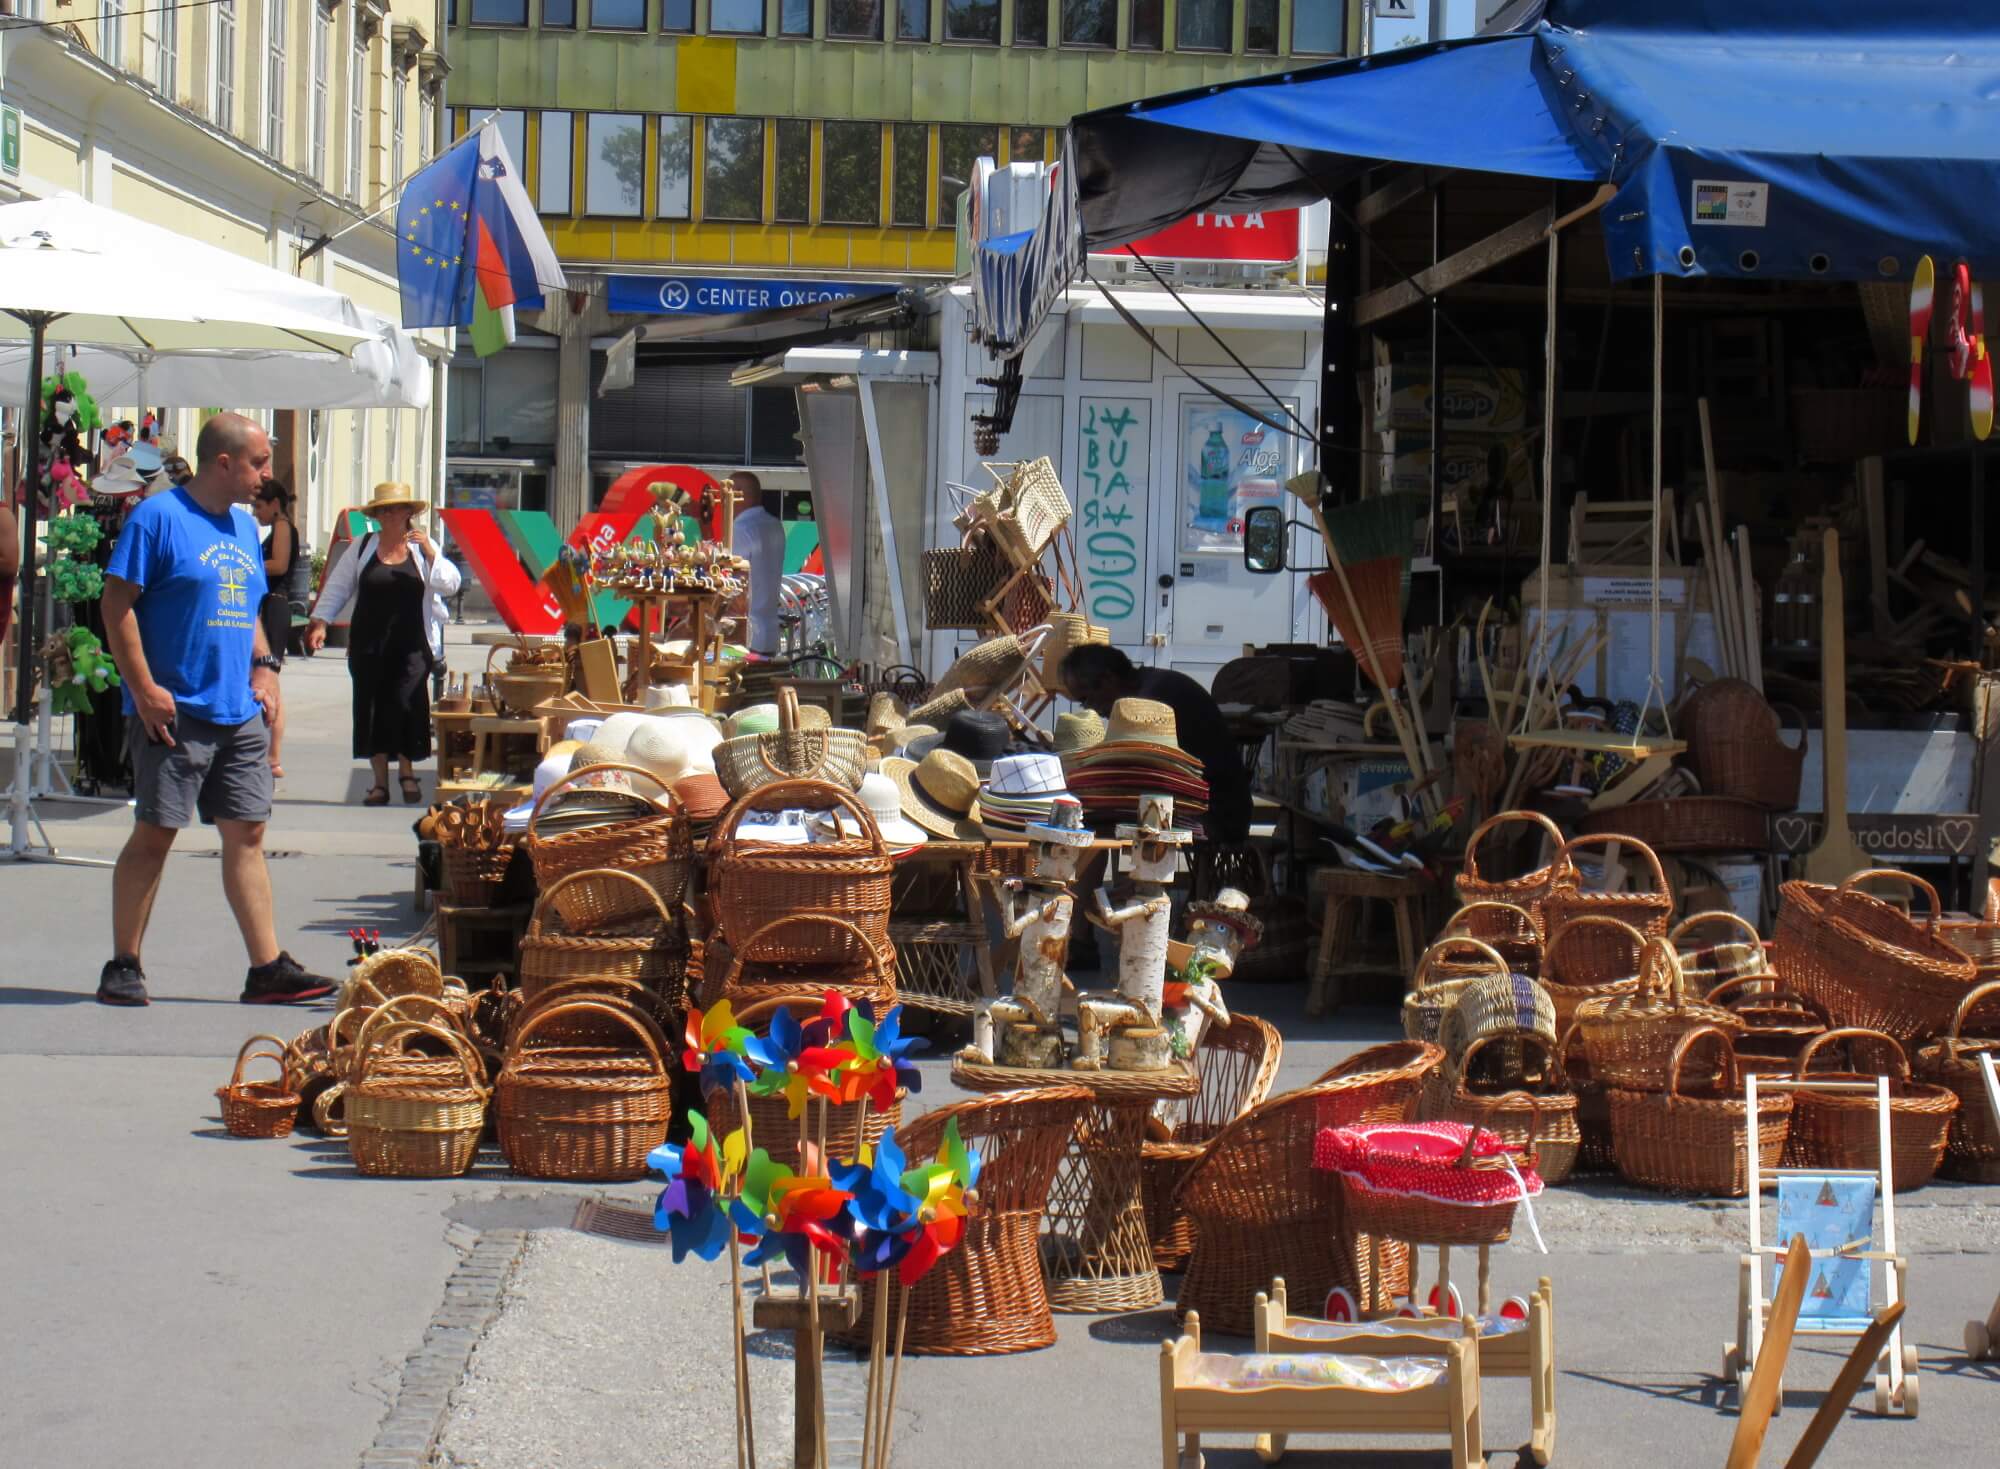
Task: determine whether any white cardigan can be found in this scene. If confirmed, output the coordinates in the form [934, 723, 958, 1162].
[313, 533, 462, 660]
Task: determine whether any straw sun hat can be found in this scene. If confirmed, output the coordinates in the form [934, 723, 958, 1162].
[881, 749, 984, 841]
[362, 482, 427, 515]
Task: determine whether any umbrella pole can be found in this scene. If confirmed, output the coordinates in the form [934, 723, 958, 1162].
[12, 311, 49, 728]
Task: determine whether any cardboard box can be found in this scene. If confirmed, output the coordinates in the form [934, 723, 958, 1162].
[1520, 563, 1734, 708]
[1372, 341, 1529, 434]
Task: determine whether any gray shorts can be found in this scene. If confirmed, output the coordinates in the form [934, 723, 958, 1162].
[127, 712, 274, 829]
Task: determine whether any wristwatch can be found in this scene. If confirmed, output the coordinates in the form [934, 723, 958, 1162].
[253, 655, 283, 674]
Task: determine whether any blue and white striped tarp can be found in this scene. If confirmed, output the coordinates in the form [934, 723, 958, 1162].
[968, 149, 1083, 360]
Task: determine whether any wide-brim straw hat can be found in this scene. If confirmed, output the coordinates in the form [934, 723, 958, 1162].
[362, 483, 427, 516]
[881, 751, 984, 841]
[928, 634, 1029, 704]
[1101, 697, 1184, 751]
[907, 687, 971, 727]
[1052, 709, 1106, 756]
[865, 692, 908, 741]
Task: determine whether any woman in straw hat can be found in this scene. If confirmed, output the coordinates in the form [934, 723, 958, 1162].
[305, 485, 461, 806]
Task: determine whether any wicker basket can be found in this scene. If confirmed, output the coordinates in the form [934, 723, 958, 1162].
[1914, 980, 2000, 1183]
[1705, 975, 1830, 1076]
[707, 779, 893, 962]
[497, 1000, 675, 1181]
[1317, 1105, 1544, 1248]
[518, 869, 688, 1007]
[1436, 964, 1556, 1069]
[1573, 938, 1745, 1092]
[1783, 1029, 1958, 1189]
[524, 763, 692, 929]
[510, 978, 679, 1049]
[713, 688, 867, 799]
[441, 843, 513, 906]
[1606, 1025, 1792, 1196]
[1672, 910, 1769, 993]
[712, 914, 898, 1015]
[1401, 937, 1508, 1046]
[1455, 810, 1567, 934]
[345, 1021, 488, 1178]
[216, 1034, 301, 1139]
[1541, 915, 1647, 1034]
[1685, 678, 1807, 810]
[1440, 901, 1544, 980]
[1420, 1034, 1581, 1185]
[973, 457, 1071, 566]
[1577, 795, 1771, 853]
[922, 539, 1008, 630]
[1539, 835, 1673, 961]
[340, 948, 445, 1011]
[1557, 1023, 1615, 1173]
[1773, 869, 1979, 1044]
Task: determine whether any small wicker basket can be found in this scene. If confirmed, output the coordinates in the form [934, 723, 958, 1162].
[1401, 937, 1508, 1047]
[345, 1021, 489, 1178]
[1540, 914, 1647, 1034]
[1539, 834, 1673, 961]
[518, 869, 688, 1008]
[216, 1034, 301, 1139]
[1440, 901, 1544, 979]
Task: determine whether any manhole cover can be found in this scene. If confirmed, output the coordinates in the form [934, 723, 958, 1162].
[572, 1197, 664, 1246]
[195, 849, 301, 859]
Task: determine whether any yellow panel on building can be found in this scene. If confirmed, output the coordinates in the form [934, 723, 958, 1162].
[676, 37, 739, 117]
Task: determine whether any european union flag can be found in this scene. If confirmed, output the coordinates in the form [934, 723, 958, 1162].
[396, 135, 481, 330]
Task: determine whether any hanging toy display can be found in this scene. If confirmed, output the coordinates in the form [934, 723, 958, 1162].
[48, 627, 122, 717]
[48, 557, 105, 603]
[32, 372, 96, 514]
[45, 513, 104, 558]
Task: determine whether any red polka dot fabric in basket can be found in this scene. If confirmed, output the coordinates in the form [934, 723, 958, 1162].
[1313, 1121, 1545, 1206]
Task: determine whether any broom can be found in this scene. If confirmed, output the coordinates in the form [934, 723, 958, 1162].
[1305, 489, 1425, 692]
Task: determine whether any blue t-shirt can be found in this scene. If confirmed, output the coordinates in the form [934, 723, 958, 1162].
[106, 488, 268, 726]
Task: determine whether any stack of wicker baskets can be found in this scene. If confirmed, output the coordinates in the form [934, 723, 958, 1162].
[1605, 1025, 1791, 1195]
[518, 869, 689, 1022]
[496, 999, 676, 1181]
[1916, 981, 2000, 1182]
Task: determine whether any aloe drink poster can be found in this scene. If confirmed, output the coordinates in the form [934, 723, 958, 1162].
[1179, 401, 1283, 554]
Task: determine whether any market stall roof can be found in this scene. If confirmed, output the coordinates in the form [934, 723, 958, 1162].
[1071, 0, 2000, 282]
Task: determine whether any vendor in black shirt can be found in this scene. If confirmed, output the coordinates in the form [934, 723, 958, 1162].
[1059, 644, 1253, 844]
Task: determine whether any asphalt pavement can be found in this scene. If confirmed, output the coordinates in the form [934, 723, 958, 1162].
[4, 623, 1997, 1468]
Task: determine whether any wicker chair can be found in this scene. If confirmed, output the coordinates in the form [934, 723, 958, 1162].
[1140, 1014, 1284, 1270]
[1175, 1050, 1438, 1335]
[839, 1086, 1092, 1356]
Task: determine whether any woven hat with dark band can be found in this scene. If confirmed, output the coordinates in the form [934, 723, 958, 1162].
[881, 750, 984, 841]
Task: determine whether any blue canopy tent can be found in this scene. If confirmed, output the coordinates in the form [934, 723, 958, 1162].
[1070, 0, 2000, 284]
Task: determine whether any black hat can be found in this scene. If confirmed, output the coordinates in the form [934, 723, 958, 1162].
[905, 709, 1011, 777]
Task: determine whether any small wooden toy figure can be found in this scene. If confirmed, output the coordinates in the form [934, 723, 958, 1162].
[1076, 793, 1192, 1072]
[1162, 887, 1264, 1061]
[960, 797, 1094, 1069]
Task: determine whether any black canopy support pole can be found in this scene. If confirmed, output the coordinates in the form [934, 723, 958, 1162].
[1428, 182, 1443, 555]
[11, 309, 55, 728]
[1321, 180, 1359, 494]
[1972, 443, 1986, 651]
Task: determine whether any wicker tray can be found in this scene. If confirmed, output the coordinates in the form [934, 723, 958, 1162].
[1578, 795, 1770, 853]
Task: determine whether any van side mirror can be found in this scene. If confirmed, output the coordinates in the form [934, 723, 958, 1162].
[1243, 505, 1286, 574]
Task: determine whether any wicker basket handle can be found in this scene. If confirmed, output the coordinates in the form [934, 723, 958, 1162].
[354, 992, 465, 1056]
[527, 760, 679, 838]
[359, 1019, 489, 1095]
[1941, 979, 2000, 1056]
[1772, 702, 1810, 755]
[526, 866, 675, 938]
[709, 777, 889, 859]
[1455, 1091, 1541, 1167]
[1555, 1022, 1591, 1083]
[1411, 936, 1509, 992]
[510, 980, 669, 1038]
[508, 999, 670, 1075]
[1558, 833, 1669, 897]
[1455, 1031, 1563, 1095]
[1703, 975, 1817, 1015]
[1443, 901, 1542, 941]
[1636, 936, 1688, 1011]
[1460, 809, 1565, 883]
[228, 1033, 291, 1092]
[1833, 867, 1942, 927]
[1796, 1026, 1910, 1082]
[1665, 1023, 1739, 1099]
[312, 1082, 348, 1135]
[1542, 915, 1648, 982]
[723, 914, 892, 986]
[1669, 909, 1762, 950]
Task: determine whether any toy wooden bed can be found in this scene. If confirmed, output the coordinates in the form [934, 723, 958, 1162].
[1158, 1309, 1483, 1469]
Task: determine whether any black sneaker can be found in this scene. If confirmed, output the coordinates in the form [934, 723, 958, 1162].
[96, 955, 149, 1007]
[241, 951, 338, 1005]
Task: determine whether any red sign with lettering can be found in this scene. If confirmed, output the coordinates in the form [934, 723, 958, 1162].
[1095, 209, 1301, 264]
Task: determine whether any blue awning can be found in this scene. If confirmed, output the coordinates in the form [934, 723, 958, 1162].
[1071, 0, 2000, 283]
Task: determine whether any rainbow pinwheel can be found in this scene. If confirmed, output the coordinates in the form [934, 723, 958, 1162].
[682, 1002, 757, 1093]
[838, 1117, 979, 1285]
[647, 1110, 746, 1263]
[744, 1004, 854, 1119]
[734, 1146, 853, 1280]
[806, 1005, 925, 1109]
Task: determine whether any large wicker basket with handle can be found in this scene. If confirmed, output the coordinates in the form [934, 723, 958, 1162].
[345, 1021, 489, 1178]
[497, 999, 675, 1182]
[1540, 915, 1647, 1034]
[1419, 1034, 1581, 1185]
[713, 687, 867, 799]
[1783, 1029, 1958, 1189]
[524, 763, 692, 930]
[1606, 1025, 1791, 1196]
[1454, 810, 1567, 934]
[1671, 910, 1769, 994]
[1440, 901, 1544, 980]
[1774, 869, 1981, 1044]
[1538, 835, 1674, 964]
[518, 869, 688, 1006]
[707, 779, 893, 963]
[1914, 980, 2000, 1183]
[1572, 938, 1744, 1093]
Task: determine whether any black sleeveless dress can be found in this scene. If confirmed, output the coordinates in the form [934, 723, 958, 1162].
[257, 519, 304, 664]
[347, 547, 432, 762]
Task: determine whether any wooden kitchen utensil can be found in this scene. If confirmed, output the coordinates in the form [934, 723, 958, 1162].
[1797, 528, 1872, 885]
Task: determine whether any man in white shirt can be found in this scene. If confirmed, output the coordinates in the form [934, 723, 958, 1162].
[730, 470, 787, 657]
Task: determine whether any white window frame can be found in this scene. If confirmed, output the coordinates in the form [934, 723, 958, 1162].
[537, 111, 574, 215]
[310, 2, 332, 183]
[420, 88, 436, 165]
[101, 0, 127, 72]
[347, 21, 368, 198]
[213, 1, 238, 132]
[391, 66, 407, 183]
[267, 0, 291, 159]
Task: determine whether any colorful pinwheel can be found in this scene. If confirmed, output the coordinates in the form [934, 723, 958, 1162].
[837, 1117, 979, 1285]
[682, 1002, 757, 1093]
[647, 1110, 746, 1263]
[734, 1145, 853, 1282]
[817, 1005, 926, 1109]
[743, 1004, 823, 1118]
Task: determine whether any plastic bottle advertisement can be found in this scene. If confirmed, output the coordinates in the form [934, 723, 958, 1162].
[1180, 401, 1286, 553]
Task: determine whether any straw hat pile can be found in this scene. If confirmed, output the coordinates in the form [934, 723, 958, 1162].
[977, 752, 1077, 841]
[1062, 697, 1209, 829]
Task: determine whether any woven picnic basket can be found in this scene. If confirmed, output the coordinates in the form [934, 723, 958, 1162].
[1606, 1025, 1792, 1196]
[1538, 835, 1674, 967]
[519, 870, 687, 1006]
[1557, 1023, 1615, 1172]
[714, 688, 867, 799]
[216, 1035, 301, 1139]
[1684, 678, 1808, 810]
[1704, 976, 1830, 1076]
[1914, 980, 2000, 1183]
[1420, 1034, 1581, 1184]
[1401, 937, 1508, 1047]
[1540, 915, 1647, 1033]
[1782, 1029, 1957, 1188]
[1440, 901, 1544, 980]
[1773, 869, 1978, 1043]
[345, 1021, 488, 1178]
[1672, 910, 1769, 993]
[497, 1000, 675, 1181]
[524, 763, 692, 929]
[707, 779, 893, 962]
[1455, 810, 1567, 934]
[1435, 963, 1556, 1068]
[1315, 1103, 1545, 1248]
[1572, 937, 1744, 1092]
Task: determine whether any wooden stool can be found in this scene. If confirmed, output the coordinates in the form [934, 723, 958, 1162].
[436, 901, 530, 986]
[1307, 867, 1428, 1017]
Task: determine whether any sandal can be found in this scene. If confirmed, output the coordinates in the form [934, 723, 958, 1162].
[362, 785, 389, 807]
[399, 776, 423, 805]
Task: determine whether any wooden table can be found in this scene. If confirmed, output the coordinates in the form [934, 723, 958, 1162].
[952, 1057, 1197, 1313]
[467, 716, 544, 781]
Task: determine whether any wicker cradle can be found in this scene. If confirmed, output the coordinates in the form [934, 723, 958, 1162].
[1773, 870, 1978, 1044]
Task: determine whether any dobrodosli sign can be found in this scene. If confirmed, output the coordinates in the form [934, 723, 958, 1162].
[605, 274, 898, 317]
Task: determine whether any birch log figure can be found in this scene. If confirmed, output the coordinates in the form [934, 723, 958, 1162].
[1076, 795, 1193, 1072]
[960, 797, 1095, 1069]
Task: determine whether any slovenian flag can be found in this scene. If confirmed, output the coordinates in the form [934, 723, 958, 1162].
[396, 121, 566, 357]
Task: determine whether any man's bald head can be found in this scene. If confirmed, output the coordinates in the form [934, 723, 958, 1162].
[189, 412, 273, 509]
[195, 412, 265, 468]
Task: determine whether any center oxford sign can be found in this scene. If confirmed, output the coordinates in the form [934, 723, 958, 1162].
[604, 274, 898, 317]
